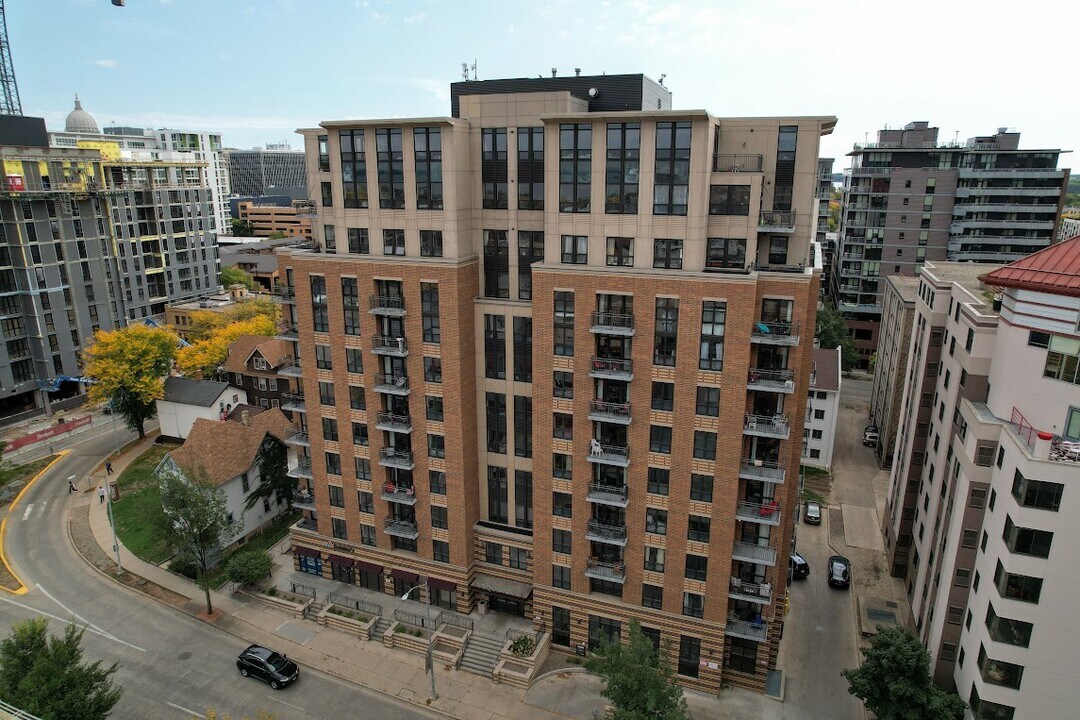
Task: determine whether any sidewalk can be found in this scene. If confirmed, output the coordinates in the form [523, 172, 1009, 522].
[82, 438, 769, 720]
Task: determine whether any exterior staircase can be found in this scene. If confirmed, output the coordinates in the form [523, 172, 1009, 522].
[459, 632, 503, 678]
[372, 616, 393, 637]
[303, 595, 326, 621]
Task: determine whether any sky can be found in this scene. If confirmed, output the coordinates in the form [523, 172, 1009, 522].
[9, 0, 1080, 167]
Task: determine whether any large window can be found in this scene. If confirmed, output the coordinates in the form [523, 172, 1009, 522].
[677, 635, 700, 677]
[641, 584, 663, 610]
[1011, 470, 1062, 511]
[687, 515, 710, 542]
[517, 231, 543, 300]
[588, 615, 621, 651]
[654, 122, 691, 215]
[514, 395, 532, 459]
[652, 298, 679, 367]
[605, 122, 639, 214]
[413, 127, 442, 210]
[647, 467, 669, 496]
[382, 228, 405, 256]
[706, 238, 746, 270]
[517, 127, 544, 210]
[420, 230, 443, 258]
[513, 317, 532, 382]
[725, 637, 758, 674]
[690, 474, 713, 502]
[342, 277, 360, 336]
[696, 386, 720, 417]
[993, 560, 1042, 603]
[643, 546, 665, 571]
[978, 644, 1024, 690]
[310, 275, 328, 332]
[375, 128, 404, 209]
[968, 685, 1015, 720]
[487, 466, 508, 523]
[1002, 516, 1053, 558]
[514, 470, 533, 529]
[347, 227, 369, 254]
[985, 604, 1033, 648]
[699, 301, 726, 370]
[482, 128, 508, 209]
[421, 283, 440, 343]
[682, 592, 704, 618]
[651, 381, 674, 411]
[649, 425, 672, 454]
[693, 431, 717, 460]
[606, 237, 634, 267]
[652, 238, 683, 269]
[483, 230, 510, 298]
[708, 184, 751, 215]
[554, 291, 575, 356]
[486, 392, 507, 453]
[552, 492, 573, 518]
[559, 124, 592, 212]
[553, 413, 573, 440]
[339, 129, 368, 208]
[561, 235, 588, 264]
[484, 314, 506, 379]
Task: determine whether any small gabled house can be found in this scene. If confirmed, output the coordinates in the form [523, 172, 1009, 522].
[223, 335, 294, 413]
[156, 376, 247, 440]
[159, 408, 296, 548]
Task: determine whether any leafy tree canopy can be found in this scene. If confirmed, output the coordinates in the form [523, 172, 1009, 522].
[175, 315, 276, 379]
[221, 266, 255, 291]
[230, 219, 254, 237]
[226, 550, 273, 587]
[83, 324, 177, 438]
[266, 231, 287, 240]
[246, 437, 293, 512]
[816, 300, 859, 370]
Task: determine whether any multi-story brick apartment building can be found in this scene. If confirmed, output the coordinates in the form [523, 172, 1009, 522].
[280, 73, 833, 693]
[869, 274, 919, 468]
[881, 241, 1080, 718]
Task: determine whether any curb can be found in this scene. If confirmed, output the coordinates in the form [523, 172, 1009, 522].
[0, 450, 70, 595]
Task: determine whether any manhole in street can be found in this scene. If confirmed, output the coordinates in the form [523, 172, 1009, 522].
[177, 651, 191, 661]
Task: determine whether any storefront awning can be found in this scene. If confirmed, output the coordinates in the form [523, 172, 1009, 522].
[327, 554, 354, 567]
[295, 546, 320, 558]
[356, 560, 383, 573]
[391, 568, 419, 583]
[427, 577, 456, 591]
[471, 573, 533, 599]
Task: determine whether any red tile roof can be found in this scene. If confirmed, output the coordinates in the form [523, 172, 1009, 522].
[980, 235, 1080, 297]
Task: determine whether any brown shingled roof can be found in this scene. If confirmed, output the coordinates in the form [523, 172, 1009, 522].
[222, 334, 292, 375]
[980, 235, 1080, 298]
[811, 347, 841, 392]
[168, 408, 294, 487]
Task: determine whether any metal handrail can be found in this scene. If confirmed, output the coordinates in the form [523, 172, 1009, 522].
[759, 210, 796, 227]
[591, 311, 634, 330]
[751, 319, 800, 339]
[376, 412, 412, 428]
[747, 368, 794, 384]
[380, 447, 414, 464]
[744, 413, 790, 430]
[588, 442, 629, 461]
[373, 335, 408, 352]
[326, 592, 382, 618]
[587, 520, 627, 542]
[712, 153, 763, 172]
[585, 557, 626, 577]
[589, 400, 631, 419]
[369, 294, 405, 312]
[587, 482, 628, 501]
[374, 373, 409, 390]
[590, 356, 632, 374]
[729, 578, 773, 601]
[393, 607, 436, 631]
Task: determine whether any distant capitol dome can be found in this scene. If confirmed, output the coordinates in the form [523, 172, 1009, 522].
[64, 94, 99, 134]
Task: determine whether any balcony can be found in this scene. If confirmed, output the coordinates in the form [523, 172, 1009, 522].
[750, 320, 800, 346]
[729, 578, 773, 605]
[292, 489, 316, 511]
[372, 336, 408, 356]
[738, 459, 790, 487]
[588, 400, 632, 425]
[958, 167, 1063, 179]
[379, 447, 415, 470]
[273, 285, 295, 304]
[285, 429, 310, 447]
[373, 373, 410, 396]
[586, 482, 629, 507]
[286, 458, 313, 479]
[278, 361, 303, 378]
[950, 219, 1055, 232]
[375, 412, 412, 433]
[744, 413, 791, 439]
[735, 501, 782, 527]
[746, 368, 795, 394]
[383, 517, 419, 540]
[732, 541, 777, 566]
[369, 295, 406, 316]
[381, 483, 417, 506]
[280, 393, 306, 413]
[274, 323, 299, 341]
[712, 153, 763, 173]
[586, 520, 628, 546]
[292, 200, 317, 217]
[587, 442, 629, 468]
[294, 517, 319, 534]
[758, 210, 796, 233]
[584, 558, 626, 583]
[848, 166, 895, 176]
[955, 186, 1060, 198]
[589, 356, 633, 381]
[590, 311, 635, 336]
[725, 617, 769, 642]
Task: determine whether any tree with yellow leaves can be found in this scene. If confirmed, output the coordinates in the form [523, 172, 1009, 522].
[186, 297, 278, 343]
[175, 315, 276, 379]
[83, 324, 177, 439]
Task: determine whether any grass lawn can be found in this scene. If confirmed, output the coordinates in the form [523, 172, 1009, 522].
[800, 464, 830, 478]
[201, 511, 299, 589]
[112, 443, 174, 565]
[2, 455, 60, 491]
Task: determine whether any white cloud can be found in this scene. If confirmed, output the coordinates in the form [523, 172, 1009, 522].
[89, 59, 119, 69]
[403, 12, 427, 23]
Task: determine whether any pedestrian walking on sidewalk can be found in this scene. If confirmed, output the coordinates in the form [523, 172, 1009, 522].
[105, 460, 113, 476]
[98, 485, 105, 504]
[67, 480, 76, 494]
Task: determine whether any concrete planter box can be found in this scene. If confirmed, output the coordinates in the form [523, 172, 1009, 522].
[430, 623, 470, 668]
[382, 621, 430, 654]
[239, 588, 312, 619]
[494, 632, 550, 688]
[317, 604, 377, 640]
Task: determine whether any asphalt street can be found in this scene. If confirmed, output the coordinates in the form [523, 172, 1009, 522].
[1, 428, 437, 720]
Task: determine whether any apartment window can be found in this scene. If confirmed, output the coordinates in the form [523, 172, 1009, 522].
[725, 637, 758, 675]
[985, 604, 1033, 648]
[325, 484, 345, 508]
[954, 568, 972, 587]
[375, 128, 404, 209]
[647, 468, 669, 496]
[338, 129, 368, 208]
[485, 542, 503, 565]
[978, 645, 1024, 690]
[1003, 516, 1053, 558]
[961, 529, 979, 549]
[606, 236, 634, 266]
[316, 344, 333, 370]
[432, 540, 450, 563]
[514, 470, 533, 529]
[768, 235, 788, 265]
[413, 127, 442, 209]
[484, 314, 506, 379]
[379, 228, 405, 256]
[517, 230, 544, 300]
[699, 301, 726, 370]
[969, 685, 1015, 720]
[351, 422, 368, 446]
[653, 298, 679, 367]
[423, 357, 441, 383]
[318, 381, 335, 406]
[651, 381, 674, 411]
[513, 317, 532, 382]
[514, 396, 532, 458]
[430, 506, 448, 529]
[486, 392, 507, 453]
[690, 474, 713, 502]
[643, 546, 665, 572]
[1011, 470, 1062, 511]
[553, 371, 574, 398]
[320, 181, 333, 207]
[341, 277, 361, 335]
[517, 127, 544, 210]
[428, 433, 445, 459]
[429, 471, 446, 495]
[687, 515, 710, 543]
[424, 394, 444, 422]
[331, 517, 347, 540]
[483, 230, 510, 298]
[420, 230, 443, 258]
[641, 584, 663, 610]
[552, 565, 571, 590]
[346, 348, 363, 374]
[420, 283, 441, 343]
[994, 560, 1042, 603]
[481, 127, 508, 209]
[355, 458, 371, 481]
[552, 529, 572, 554]
[645, 508, 667, 535]
[347, 227, 369, 254]
[695, 386, 720, 416]
[323, 224, 337, 251]
[652, 238, 683, 269]
[684, 554, 708, 581]
[561, 235, 588, 264]
[310, 275, 329, 332]
[605, 122, 640, 214]
[554, 291, 575, 356]
[693, 431, 716, 460]
[559, 123, 592, 212]
[649, 425, 672, 454]
[552, 492, 573, 518]
[321, 417, 339, 442]
[553, 412, 573, 440]
[705, 237, 746, 270]
[487, 466, 508, 523]
[677, 636, 700, 678]
[552, 453, 572, 479]
[357, 490, 373, 514]
[325, 452, 341, 476]
[708, 185, 751, 215]
[654, 121, 690, 215]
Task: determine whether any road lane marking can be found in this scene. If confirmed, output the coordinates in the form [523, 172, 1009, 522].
[35, 501, 47, 519]
[0, 450, 69, 595]
[166, 701, 201, 718]
[37, 584, 124, 645]
[20, 505, 33, 521]
[266, 696, 307, 713]
[0, 593, 145, 651]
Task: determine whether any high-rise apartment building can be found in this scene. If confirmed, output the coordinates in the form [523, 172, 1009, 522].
[157, 128, 230, 235]
[282, 73, 834, 693]
[832, 121, 1069, 366]
[869, 274, 919, 468]
[816, 157, 834, 291]
[881, 242, 1080, 718]
[223, 146, 307, 197]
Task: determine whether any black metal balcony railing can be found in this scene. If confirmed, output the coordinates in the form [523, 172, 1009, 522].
[372, 336, 408, 355]
[588, 441, 629, 466]
[287, 458, 313, 478]
[588, 400, 631, 422]
[587, 482, 629, 505]
[746, 368, 795, 393]
[280, 393, 306, 411]
[381, 483, 417, 504]
[729, 577, 773, 604]
[292, 489, 316, 507]
[589, 356, 633, 378]
[275, 323, 299, 340]
[274, 285, 295, 300]
[712, 153, 764, 173]
[379, 447, 415, 467]
[758, 210, 796, 229]
[735, 500, 782, 526]
[590, 311, 635, 333]
[374, 373, 410, 394]
[743, 413, 791, 439]
[587, 520, 628, 544]
[383, 517, 419, 539]
[369, 295, 406, 314]
[585, 557, 626, 581]
[750, 319, 801, 345]
[375, 412, 412, 432]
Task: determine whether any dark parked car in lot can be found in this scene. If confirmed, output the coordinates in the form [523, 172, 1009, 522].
[237, 644, 299, 690]
[789, 552, 810, 580]
[804, 501, 822, 525]
[827, 555, 852, 589]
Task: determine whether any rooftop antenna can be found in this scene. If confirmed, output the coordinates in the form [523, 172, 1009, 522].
[471, 59, 477, 81]
[658, 73, 666, 86]
[461, 62, 469, 81]
[551, 67, 557, 78]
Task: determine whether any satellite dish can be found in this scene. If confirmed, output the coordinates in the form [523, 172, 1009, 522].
[588, 88, 599, 98]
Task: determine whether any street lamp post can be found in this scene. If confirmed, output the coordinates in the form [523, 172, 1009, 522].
[402, 583, 437, 701]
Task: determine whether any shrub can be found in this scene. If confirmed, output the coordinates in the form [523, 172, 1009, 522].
[170, 550, 199, 579]
[226, 550, 273, 587]
[395, 624, 407, 634]
[510, 635, 536, 658]
[265, 587, 277, 597]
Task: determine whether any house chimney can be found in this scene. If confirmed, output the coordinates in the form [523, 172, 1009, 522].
[551, 68, 557, 78]
[241, 409, 249, 427]
[574, 68, 581, 77]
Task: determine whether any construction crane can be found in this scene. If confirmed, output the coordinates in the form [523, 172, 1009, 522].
[0, 0, 21, 115]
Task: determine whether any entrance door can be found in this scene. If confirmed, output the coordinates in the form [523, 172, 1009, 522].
[489, 593, 526, 617]
[299, 555, 322, 576]
[331, 562, 354, 584]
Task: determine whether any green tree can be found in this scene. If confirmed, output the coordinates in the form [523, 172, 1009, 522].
[0, 618, 122, 720]
[246, 437, 293, 511]
[816, 301, 859, 370]
[828, 187, 842, 232]
[230, 218, 254, 237]
[266, 230, 287, 240]
[842, 626, 965, 720]
[83, 324, 177, 439]
[221, 266, 255, 290]
[584, 619, 693, 720]
[226, 550, 273, 587]
[159, 463, 241, 615]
